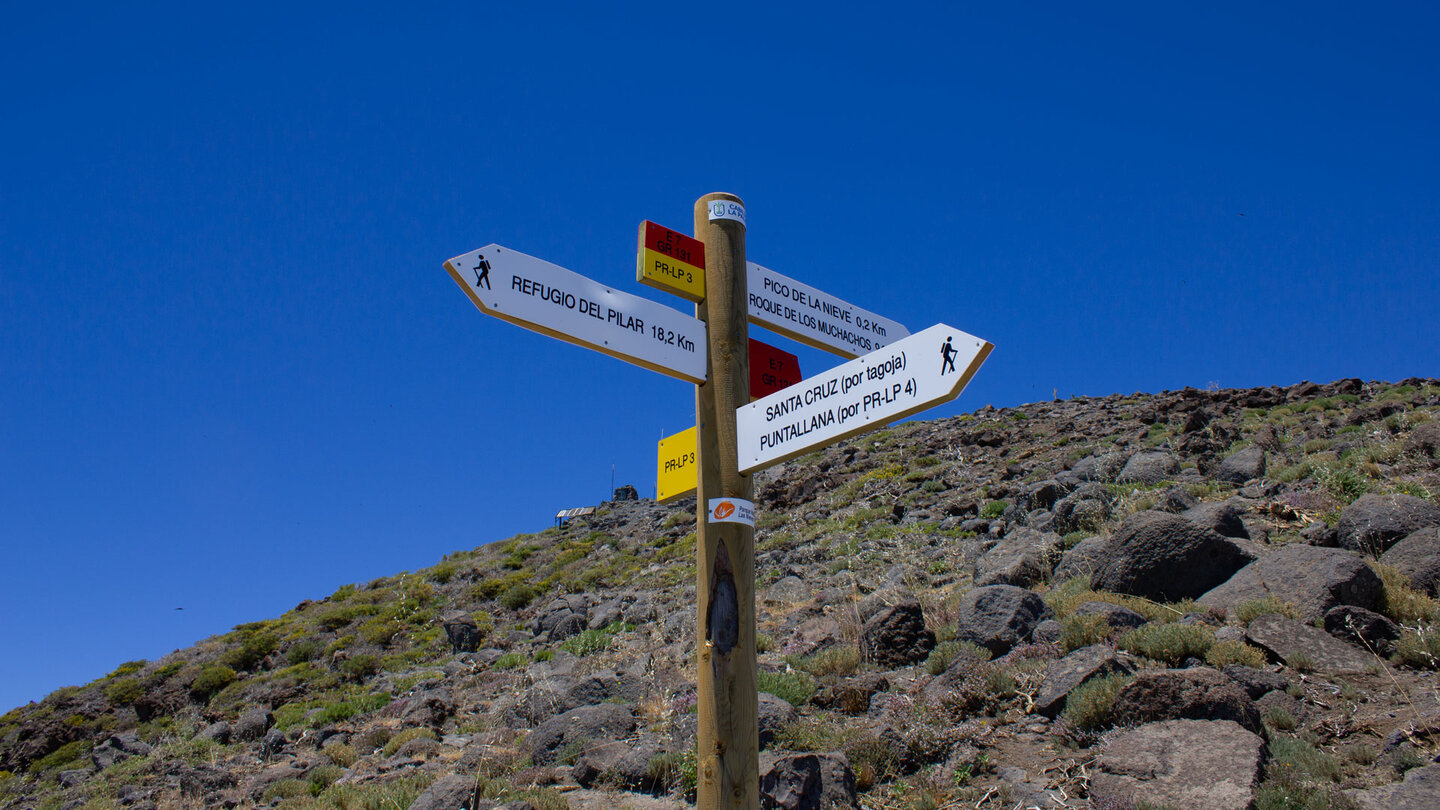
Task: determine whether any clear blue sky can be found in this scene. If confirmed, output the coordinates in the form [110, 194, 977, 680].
[2, 2, 1436, 711]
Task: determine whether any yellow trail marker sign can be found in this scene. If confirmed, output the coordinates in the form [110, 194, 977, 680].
[637, 220, 706, 302]
[656, 426, 698, 503]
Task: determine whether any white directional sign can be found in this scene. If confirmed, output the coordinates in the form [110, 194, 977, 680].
[736, 324, 992, 473]
[445, 244, 707, 384]
[746, 261, 909, 358]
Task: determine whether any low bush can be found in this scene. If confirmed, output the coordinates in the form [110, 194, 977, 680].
[789, 644, 862, 677]
[190, 665, 237, 701]
[339, 654, 379, 682]
[260, 778, 311, 801]
[1205, 639, 1269, 669]
[32, 740, 88, 772]
[107, 660, 146, 678]
[286, 639, 322, 665]
[559, 621, 633, 656]
[383, 727, 438, 757]
[1394, 628, 1440, 669]
[220, 626, 280, 672]
[925, 640, 991, 676]
[1061, 673, 1131, 732]
[1234, 595, 1301, 624]
[1371, 562, 1440, 625]
[322, 741, 358, 767]
[772, 717, 848, 751]
[500, 583, 538, 610]
[1058, 614, 1114, 653]
[104, 677, 144, 706]
[757, 669, 817, 708]
[1117, 623, 1214, 666]
[1262, 705, 1297, 731]
[493, 653, 525, 670]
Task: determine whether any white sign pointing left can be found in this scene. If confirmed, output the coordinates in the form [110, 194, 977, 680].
[445, 245, 708, 384]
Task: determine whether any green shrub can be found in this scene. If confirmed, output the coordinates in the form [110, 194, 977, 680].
[360, 616, 404, 646]
[1268, 735, 1345, 783]
[1313, 461, 1370, 504]
[339, 654, 379, 681]
[981, 500, 1008, 519]
[1118, 623, 1214, 666]
[285, 639, 322, 665]
[190, 664, 237, 700]
[104, 677, 144, 706]
[220, 625, 281, 672]
[790, 644, 862, 676]
[107, 660, 146, 678]
[757, 669, 817, 708]
[1043, 577, 1185, 623]
[32, 740, 88, 772]
[1394, 628, 1440, 669]
[383, 727, 438, 757]
[323, 740, 358, 767]
[1061, 673, 1131, 731]
[1058, 614, 1114, 653]
[1371, 562, 1440, 625]
[305, 773, 435, 809]
[307, 763, 345, 791]
[473, 578, 506, 600]
[1206, 639, 1269, 669]
[772, 717, 847, 751]
[559, 621, 633, 656]
[925, 640, 991, 676]
[1263, 705, 1297, 731]
[1269, 461, 1313, 484]
[647, 748, 697, 796]
[493, 653, 525, 670]
[261, 778, 312, 801]
[317, 604, 379, 631]
[500, 583, 538, 610]
[1235, 595, 1301, 624]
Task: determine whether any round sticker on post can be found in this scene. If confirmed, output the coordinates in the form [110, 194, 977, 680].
[707, 200, 747, 227]
[707, 497, 756, 527]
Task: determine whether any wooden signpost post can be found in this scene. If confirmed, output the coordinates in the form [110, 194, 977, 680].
[443, 193, 992, 810]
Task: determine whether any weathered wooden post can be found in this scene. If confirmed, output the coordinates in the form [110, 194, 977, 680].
[692, 192, 759, 809]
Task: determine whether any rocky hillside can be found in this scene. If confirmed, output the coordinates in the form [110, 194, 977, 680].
[4, 378, 1440, 810]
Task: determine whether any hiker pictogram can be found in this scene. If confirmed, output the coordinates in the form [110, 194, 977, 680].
[473, 254, 492, 289]
[940, 336, 957, 374]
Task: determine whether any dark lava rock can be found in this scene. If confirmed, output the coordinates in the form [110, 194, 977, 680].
[1324, 604, 1400, 656]
[1381, 527, 1440, 596]
[1034, 645, 1134, 718]
[1091, 719, 1264, 810]
[1220, 665, 1291, 700]
[1117, 451, 1180, 485]
[1092, 511, 1255, 601]
[1198, 544, 1382, 621]
[1183, 498, 1251, 539]
[953, 585, 1053, 657]
[759, 751, 860, 810]
[1215, 446, 1267, 485]
[859, 596, 936, 667]
[1335, 494, 1440, 555]
[1110, 668, 1261, 734]
[525, 704, 635, 766]
[1072, 601, 1148, 631]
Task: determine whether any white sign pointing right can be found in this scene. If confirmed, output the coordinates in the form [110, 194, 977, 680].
[736, 324, 993, 473]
